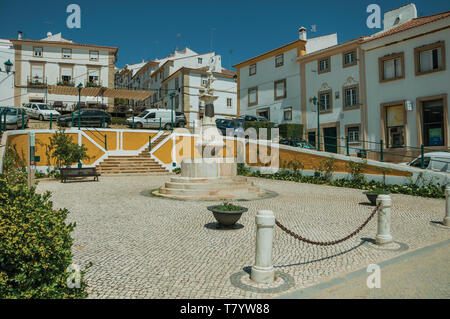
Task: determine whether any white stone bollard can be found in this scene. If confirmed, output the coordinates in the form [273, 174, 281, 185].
[444, 186, 450, 227]
[251, 210, 275, 284]
[376, 194, 393, 245]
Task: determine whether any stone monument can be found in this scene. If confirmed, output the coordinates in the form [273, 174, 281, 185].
[153, 57, 266, 200]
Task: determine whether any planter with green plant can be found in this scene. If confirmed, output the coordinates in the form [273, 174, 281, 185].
[207, 201, 248, 227]
[364, 188, 391, 206]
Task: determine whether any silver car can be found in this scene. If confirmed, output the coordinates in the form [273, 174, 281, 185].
[23, 102, 60, 121]
[0, 106, 29, 129]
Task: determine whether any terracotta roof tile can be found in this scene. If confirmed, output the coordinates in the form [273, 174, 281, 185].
[366, 11, 450, 42]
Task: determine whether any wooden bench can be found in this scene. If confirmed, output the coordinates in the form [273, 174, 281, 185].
[60, 167, 100, 183]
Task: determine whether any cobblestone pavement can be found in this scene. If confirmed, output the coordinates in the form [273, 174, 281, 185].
[36, 175, 450, 298]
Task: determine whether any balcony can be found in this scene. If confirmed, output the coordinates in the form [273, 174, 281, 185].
[56, 78, 75, 87]
[85, 80, 103, 88]
[27, 76, 47, 88]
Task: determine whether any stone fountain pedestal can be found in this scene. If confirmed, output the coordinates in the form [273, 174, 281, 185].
[153, 158, 266, 201]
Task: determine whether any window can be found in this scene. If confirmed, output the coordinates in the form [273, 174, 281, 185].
[175, 95, 179, 109]
[175, 77, 179, 90]
[415, 42, 445, 75]
[89, 51, 99, 61]
[248, 87, 258, 106]
[198, 58, 203, 64]
[422, 99, 445, 146]
[318, 57, 330, 74]
[88, 69, 99, 84]
[30, 64, 44, 84]
[249, 63, 256, 76]
[274, 79, 286, 100]
[343, 50, 357, 67]
[256, 108, 269, 121]
[33, 47, 43, 57]
[343, 86, 359, 109]
[346, 126, 360, 143]
[60, 66, 73, 84]
[275, 54, 284, 67]
[201, 76, 207, 86]
[379, 53, 404, 82]
[283, 107, 292, 121]
[318, 90, 332, 113]
[62, 49, 72, 59]
[227, 98, 232, 108]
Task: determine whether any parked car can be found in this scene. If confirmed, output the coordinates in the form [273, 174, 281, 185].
[23, 102, 60, 121]
[215, 118, 245, 136]
[0, 106, 29, 129]
[238, 115, 268, 122]
[175, 112, 187, 128]
[279, 138, 315, 149]
[57, 109, 111, 128]
[400, 152, 450, 173]
[126, 108, 176, 130]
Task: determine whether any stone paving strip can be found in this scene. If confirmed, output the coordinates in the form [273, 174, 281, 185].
[36, 175, 449, 298]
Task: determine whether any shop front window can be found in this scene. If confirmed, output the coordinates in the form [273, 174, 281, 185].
[423, 99, 444, 146]
[386, 105, 405, 148]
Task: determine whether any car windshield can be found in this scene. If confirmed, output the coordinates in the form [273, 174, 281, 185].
[0, 107, 17, 115]
[137, 111, 148, 118]
[37, 104, 51, 110]
[409, 157, 431, 168]
[216, 119, 229, 125]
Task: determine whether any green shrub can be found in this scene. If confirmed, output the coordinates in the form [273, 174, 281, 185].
[244, 121, 276, 139]
[0, 175, 89, 298]
[346, 160, 367, 184]
[46, 129, 89, 170]
[278, 124, 304, 139]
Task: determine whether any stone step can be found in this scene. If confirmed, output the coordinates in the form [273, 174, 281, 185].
[164, 181, 254, 190]
[169, 176, 248, 184]
[158, 186, 261, 196]
[97, 168, 168, 174]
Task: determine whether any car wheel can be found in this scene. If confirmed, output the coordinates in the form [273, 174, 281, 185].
[164, 123, 171, 130]
[178, 122, 186, 128]
[38, 114, 44, 121]
[135, 122, 143, 129]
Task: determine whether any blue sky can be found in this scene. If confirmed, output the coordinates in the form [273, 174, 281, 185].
[0, 0, 449, 69]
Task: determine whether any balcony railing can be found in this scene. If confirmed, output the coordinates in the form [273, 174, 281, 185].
[85, 80, 103, 88]
[56, 79, 75, 87]
[27, 76, 47, 87]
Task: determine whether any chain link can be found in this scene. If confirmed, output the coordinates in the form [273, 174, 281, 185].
[275, 203, 381, 246]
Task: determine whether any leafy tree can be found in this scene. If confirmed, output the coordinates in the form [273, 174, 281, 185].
[47, 129, 89, 169]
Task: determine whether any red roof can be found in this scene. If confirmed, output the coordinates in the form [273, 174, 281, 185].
[366, 11, 450, 42]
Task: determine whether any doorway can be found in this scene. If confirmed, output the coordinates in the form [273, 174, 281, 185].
[323, 127, 338, 153]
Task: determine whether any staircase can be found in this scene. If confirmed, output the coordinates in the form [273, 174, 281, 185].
[96, 133, 170, 175]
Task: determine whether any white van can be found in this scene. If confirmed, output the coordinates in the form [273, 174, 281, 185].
[23, 102, 60, 121]
[401, 152, 450, 173]
[126, 109, 176, 130]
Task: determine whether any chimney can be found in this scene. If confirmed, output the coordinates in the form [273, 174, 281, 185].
[47, 31, 52, 38]
[299, 27, 307, 41]
[17, 31, 23, 40]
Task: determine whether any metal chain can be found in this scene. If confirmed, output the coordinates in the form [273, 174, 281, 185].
[275, 203, 381, 246]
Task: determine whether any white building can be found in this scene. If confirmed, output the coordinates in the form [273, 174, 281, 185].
[234, 28, 337, 125]
[0, 39, 14, 106]
[362, 5, 450, 159]
[10, 31, 118, 109]
[119, 47, 237, 124]
[299, 37, 367, 154]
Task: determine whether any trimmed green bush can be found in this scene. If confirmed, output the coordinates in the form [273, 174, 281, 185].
[0, 175, 89, 298]
[244, 121, 276, 139]
[278, 124, 304, 139]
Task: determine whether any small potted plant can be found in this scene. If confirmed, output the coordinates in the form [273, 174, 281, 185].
[207, 201, 248, 227]
[364, 188, 391, 206]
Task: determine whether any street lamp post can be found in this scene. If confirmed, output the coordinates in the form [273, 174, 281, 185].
[312, 96, 321, 151]
[77, 83, 83, 130]
[169, 92, 176, 132]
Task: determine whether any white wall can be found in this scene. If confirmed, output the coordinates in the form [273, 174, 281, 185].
[363, 19, 450, 149]
[304, 47, 362, 154]
[239, 47, 301, 124]
[0, 39, 14, 106]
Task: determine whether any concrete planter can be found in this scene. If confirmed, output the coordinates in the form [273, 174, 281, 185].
[207, 205, 248, 226]
[364, 191, 391, 206]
